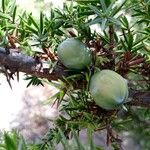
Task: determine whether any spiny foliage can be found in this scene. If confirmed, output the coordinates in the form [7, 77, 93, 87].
[0, 0, 150, 149]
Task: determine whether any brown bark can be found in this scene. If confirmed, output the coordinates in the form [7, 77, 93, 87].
[0, 47, 66, 80]
[128, 90, 150, 107]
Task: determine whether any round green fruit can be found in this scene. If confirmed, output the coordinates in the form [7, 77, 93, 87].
[57, 38, 92, 70]
[89, 70, 128, 110]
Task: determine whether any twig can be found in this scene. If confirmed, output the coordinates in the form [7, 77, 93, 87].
[128, 90, 150, 107]
[0, 47, 66, 81]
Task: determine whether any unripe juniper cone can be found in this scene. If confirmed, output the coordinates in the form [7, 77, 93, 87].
[90, 70, 129, 110]
[57, 38, 92, 70]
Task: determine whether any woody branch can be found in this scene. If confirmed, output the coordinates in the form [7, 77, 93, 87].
[0, 47, 150, 108]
